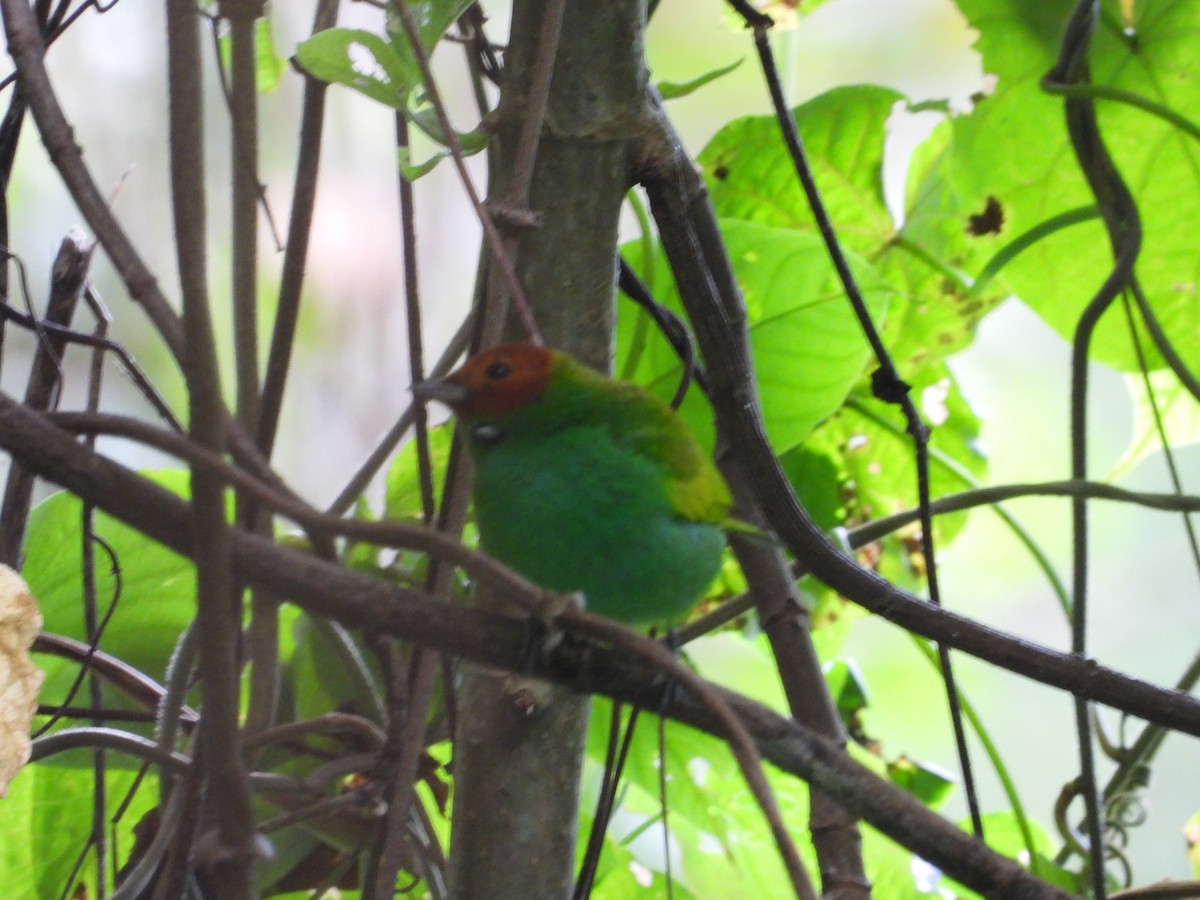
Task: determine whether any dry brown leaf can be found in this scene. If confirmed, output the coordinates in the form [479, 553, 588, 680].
[0, 564, 42, 798]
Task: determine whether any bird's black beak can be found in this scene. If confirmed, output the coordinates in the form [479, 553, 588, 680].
[411, 377, 469, 408]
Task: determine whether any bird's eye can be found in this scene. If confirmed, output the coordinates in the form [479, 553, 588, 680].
[484, 361, 511, 380]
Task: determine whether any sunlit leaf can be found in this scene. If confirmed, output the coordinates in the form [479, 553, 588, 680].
[919, 0, 1200, 373]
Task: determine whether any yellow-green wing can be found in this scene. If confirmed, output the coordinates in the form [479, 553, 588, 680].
[602, 381, 733, 525]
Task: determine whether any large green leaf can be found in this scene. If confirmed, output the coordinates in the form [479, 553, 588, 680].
[585, 683, 976, 897]
[699, 85, 901, 250]
[618, 218, 895, 456]
[585, 695, 815, 898]
[0, 757, 158, 898]
[698, 85, 1008, 376]
[24, 471, 195, 686]
[916, 0, 1200, 372]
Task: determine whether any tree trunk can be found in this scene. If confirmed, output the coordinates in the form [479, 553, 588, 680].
[446, 1, 647, 897]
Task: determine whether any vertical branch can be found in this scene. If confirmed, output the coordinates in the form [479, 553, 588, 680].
[246, 0, 341, 745]
[219, 0, 276, 748]
[723, 462, 869, 898]
[222, 0, 262, 434]
[164, 0, 256, 894]
[0, 232, 91, 566]
[81, 282, 111, 897]
[1044, 4, 1142, 895]
[361, 112, 440, 899]
[257, 0, 338, 455]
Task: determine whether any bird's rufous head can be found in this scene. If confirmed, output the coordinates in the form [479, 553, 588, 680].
[412, 342, 555, 418]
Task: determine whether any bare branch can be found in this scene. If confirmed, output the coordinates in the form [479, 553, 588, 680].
[164, 1, 256, 893]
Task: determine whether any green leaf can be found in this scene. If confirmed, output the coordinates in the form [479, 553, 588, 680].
[697, 84, 1003, 379]
[253, 18, 286, 92]
[218, 18, 286, 93]
[618, 218, 896, 456]
[916, 0, 1200, 373]
[890, 125, 1013, 373]
[657, 58, 743, 100]
[887, 755, 956, 808]
[823, 658, 870, 723]
[0, 758, 158, 898]
[399, 144, 448, 180]
[287, 614, 378, 723]
[294, 29, 414, 108]
[386, 423, 455, 521]
[294, 2, 482, 126]
[399, 102, 489, 173]
[585, 695, 817, 897]
[23, 472, 196, 685]
[859, 825, 948, 898]
[778, 442, 847, 532]
[699, 85, 901, 250]
[801, 362, 985, 587]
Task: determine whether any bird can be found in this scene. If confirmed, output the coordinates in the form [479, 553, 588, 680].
[412, 342, 734, 625]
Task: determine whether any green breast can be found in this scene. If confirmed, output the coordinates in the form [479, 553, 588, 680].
[470, 423, 725, 625]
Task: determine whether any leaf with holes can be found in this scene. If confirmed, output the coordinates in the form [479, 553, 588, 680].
[294, 29, 415, 108]
[916, 0, 1200, 372]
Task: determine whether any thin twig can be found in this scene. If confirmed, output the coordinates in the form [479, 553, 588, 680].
[223, 1, 261, 435]
[33, 630, 191, 717]
[388, 0, 540, 342]
[258, 0, 339, 456]
[724, 0, 982, 839]
[361, 110, 439, 900]
[1043, 3, 1144, 893]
